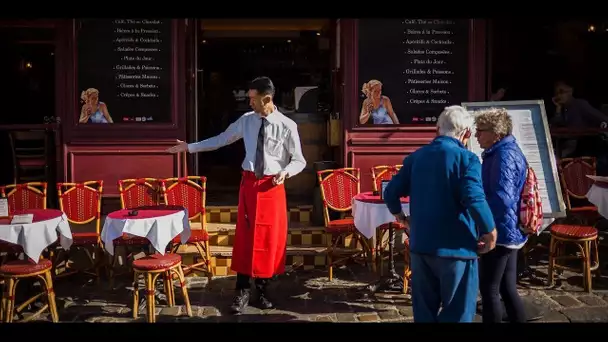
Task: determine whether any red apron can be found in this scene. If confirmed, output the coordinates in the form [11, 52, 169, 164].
[231, 171, 288, 278]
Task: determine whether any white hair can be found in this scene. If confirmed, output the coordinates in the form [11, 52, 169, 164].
[437, 105, 474, 139]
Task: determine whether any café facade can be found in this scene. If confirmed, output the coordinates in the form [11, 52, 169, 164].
[1, 18, 489, 208]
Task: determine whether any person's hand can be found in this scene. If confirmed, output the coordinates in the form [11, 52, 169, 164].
[477, 229, 497, 254]
[166, 140, 188, 154]
[273, 170, 288, 185]
[365, 101, 373, 113]
[552, 97, 562, 113]
[394, 212, 410, 228]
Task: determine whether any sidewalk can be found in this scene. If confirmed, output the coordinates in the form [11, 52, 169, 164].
[17, 262, 608, 323]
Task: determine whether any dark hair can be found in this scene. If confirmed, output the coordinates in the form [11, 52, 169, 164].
[248, 76, 275, 97]
[554, 78, 575, 89]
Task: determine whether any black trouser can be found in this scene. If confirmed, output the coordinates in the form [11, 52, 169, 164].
[479, 246, 526, 323]
[235, 273, 270, 293]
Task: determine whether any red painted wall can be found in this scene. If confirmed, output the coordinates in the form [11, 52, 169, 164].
[341, 19, 488, 192]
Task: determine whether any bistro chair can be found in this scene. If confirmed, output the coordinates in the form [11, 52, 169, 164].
[1, 258, 59, 323]
[108, 178, 163, 288]
[0, 182, 47, 212]
[8, 130, 49, 184]
[371, 165, 410, 293]
[118, 178, 164, 209]
[317, 167, 372, 281]
[162, 176, 212, 283]
[53, 181, 104, 281]
[546, 157, 601, 293]
[131, 253, 193, 323]
[558, 157, 601, 226]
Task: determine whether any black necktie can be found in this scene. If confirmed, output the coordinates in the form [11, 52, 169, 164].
[254, 117, 266, 179]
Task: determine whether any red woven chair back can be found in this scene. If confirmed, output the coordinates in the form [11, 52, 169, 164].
[118, 178, 163, 209]
[317, 168, 360, 226]
[57, 181, 103, 234]
[0, 182, 47, 213]
[558, 157, 596, 210]
[371, 165, 402, 192]
[162, 176, 206, 226]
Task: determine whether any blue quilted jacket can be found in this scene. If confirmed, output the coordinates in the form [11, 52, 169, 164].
[481, 135, 528, 246]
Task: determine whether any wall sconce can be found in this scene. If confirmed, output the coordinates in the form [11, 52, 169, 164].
[19, 60, 33, 71]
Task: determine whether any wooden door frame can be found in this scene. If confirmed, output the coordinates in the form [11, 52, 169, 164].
[185, 18, 199, 176]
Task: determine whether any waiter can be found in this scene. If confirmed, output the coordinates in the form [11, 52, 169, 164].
[166, 77, 306, 313]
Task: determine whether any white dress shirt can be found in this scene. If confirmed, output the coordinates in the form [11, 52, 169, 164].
[188, 108, 307, 178]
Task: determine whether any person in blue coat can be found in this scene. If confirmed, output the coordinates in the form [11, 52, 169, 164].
[384, 105, 497, 323]
[474, 108, 528, 323]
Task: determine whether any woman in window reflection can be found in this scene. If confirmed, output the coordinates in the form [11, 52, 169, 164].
[359, 79, 399, 125]
[79, 88, 113, 124]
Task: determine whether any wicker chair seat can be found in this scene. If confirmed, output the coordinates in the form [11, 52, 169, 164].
[0, 259, 52, 275]
[171, 230, 208, 244]
[113, 234, 149, 246]
[132, 254, 181, 271]
[551, 224, 598, 239]
[326, 218, 357, 233]
[71, 232, 99, 245]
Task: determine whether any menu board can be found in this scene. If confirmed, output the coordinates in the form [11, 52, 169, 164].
[76, 19, 172, 124]
[463, 100, 567, 225]
[358, 19, 469, 125]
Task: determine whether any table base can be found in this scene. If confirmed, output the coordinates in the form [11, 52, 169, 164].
[368, 224, 406, 293]
[367, 272, 405, 293]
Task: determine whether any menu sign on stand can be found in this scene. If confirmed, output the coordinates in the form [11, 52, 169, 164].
[0, 198, 8, 218]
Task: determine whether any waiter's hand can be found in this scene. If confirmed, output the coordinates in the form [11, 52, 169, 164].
[273, 171, 288, 185]
[166, 140, 188, 154]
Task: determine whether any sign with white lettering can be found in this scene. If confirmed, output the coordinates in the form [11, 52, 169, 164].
[0, 198, 8, 218]
[76, 18, 173, 124]
[463, 100, 567, 224]
[358, 19, 469, 125]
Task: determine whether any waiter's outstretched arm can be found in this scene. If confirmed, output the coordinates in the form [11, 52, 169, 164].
[166, 116, 244, 154]
[189, 117, 245, 153]
[282, 126, 306, 178]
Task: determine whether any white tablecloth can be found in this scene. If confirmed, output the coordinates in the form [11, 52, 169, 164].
[587, 184, 608, 219]
[101, 209, 191, 256]
[352, 199, 410, 239]
[0, 213, 73, 262]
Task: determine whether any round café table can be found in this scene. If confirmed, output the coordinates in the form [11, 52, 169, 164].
[586, 179, 608, 220]
[101, 207, 191, 256]
[0, 209, 72, 262]
[352, 192, 409, 292]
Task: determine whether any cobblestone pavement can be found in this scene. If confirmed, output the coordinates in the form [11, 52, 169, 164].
[9, 251, 608, 323]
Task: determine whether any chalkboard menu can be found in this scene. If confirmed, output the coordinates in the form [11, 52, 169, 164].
[76, 19, 172, 124]
[358, 19, 469, 125]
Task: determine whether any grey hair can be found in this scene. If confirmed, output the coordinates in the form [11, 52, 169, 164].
[437, 105, 474, 139]
[473, 107, 513, 137]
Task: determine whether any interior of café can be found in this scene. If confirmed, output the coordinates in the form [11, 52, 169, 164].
[195, 19, 334, 204]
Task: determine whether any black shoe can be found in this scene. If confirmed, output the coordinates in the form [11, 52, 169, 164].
[257, 292, 274, 310]
[230, 290, 250, 314]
